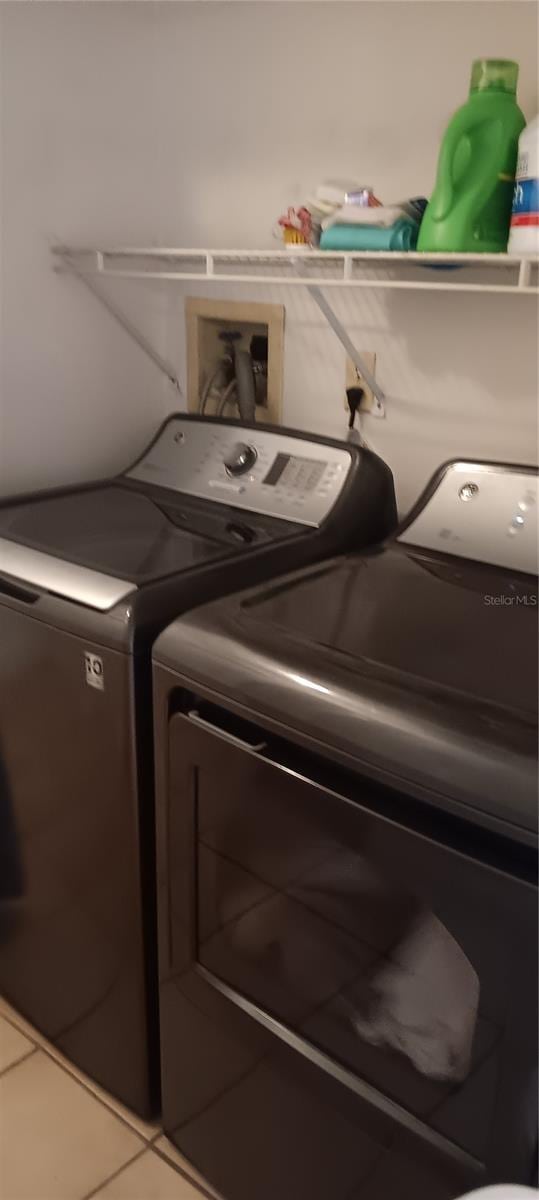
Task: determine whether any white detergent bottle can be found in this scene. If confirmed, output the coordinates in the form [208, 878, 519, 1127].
[508, 114, 539, 254]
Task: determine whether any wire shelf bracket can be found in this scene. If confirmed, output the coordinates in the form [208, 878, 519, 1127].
[54, 249, 183, 395]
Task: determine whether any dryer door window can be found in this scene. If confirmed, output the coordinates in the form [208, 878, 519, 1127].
[162, 705, 537, 1193]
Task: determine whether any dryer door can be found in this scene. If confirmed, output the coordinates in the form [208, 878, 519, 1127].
[157, 705, 537, 1200]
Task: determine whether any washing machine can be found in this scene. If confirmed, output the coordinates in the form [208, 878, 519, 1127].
[0, 413, 395, 1117]
[153, 459, 538, 1197]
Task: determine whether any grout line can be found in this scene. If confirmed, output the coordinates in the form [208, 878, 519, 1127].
[36, 1045, 151, 1145]
[151, 1142, 217, 1199]
[80, 1145, 148, 1200]
[0, 1045, 38, 1079]
[0, 1007, 47, 1050]
[1, 998, 160, 1143]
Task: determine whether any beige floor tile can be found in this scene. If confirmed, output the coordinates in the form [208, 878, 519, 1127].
[0, 1014, 35, 1072]
[0, 993, 158, 1140]
[90, 1150, 205, 1199]
[154, 1137, 221, 1199]
[0, 1051, 143, 1200]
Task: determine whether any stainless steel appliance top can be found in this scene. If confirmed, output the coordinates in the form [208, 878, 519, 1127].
[398, 461, 538, 574]
[128, 416, 353, 528]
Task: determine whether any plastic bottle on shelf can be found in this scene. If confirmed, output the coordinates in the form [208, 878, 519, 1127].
[418, 59, 525, 253]
[508, 115, 539, 255]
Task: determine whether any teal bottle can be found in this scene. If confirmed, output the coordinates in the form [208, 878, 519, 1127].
[418, 59, 526, 253]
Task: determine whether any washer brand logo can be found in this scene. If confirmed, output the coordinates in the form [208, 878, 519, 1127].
[84, 652, 104, 691]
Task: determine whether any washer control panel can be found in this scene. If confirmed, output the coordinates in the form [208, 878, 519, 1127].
[127, 418, 352, 527]
[399, 461, 538, 574]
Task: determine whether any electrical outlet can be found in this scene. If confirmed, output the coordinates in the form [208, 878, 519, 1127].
[344, 351, 377, 412]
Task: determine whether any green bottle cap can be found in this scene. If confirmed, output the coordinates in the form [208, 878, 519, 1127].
[470, 59, 519, 94]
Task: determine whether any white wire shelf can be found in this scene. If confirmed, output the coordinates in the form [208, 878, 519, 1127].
[53, 246, 539, 294]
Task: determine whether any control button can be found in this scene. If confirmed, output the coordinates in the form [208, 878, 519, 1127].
[458, 482, 479, 502]
[508, 513, 527, 536]
[224, 443, 258, 477]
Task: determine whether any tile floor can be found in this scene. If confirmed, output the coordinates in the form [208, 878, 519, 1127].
[0, 996, 218, 1200]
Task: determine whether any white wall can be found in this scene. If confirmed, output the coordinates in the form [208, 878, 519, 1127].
[1, 1, 537, 511]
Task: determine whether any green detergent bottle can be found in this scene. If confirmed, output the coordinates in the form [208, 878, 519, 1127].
[418, 59, 525, 253]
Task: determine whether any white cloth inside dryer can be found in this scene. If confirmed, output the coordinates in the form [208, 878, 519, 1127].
[352, 911, 480, 1083]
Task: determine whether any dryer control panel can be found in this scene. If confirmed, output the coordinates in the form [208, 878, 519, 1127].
[399, 461, 538, 574]
[127, 417, 352, 527]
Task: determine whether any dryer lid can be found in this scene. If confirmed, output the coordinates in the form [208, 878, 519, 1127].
[154, 544, 538, 841]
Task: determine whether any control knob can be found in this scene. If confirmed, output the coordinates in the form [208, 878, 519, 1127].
[224, 442, 258, 477]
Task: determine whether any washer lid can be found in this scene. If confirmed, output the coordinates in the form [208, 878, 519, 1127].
[0, 539, 136, 611]
[0, 483, 263, 594]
